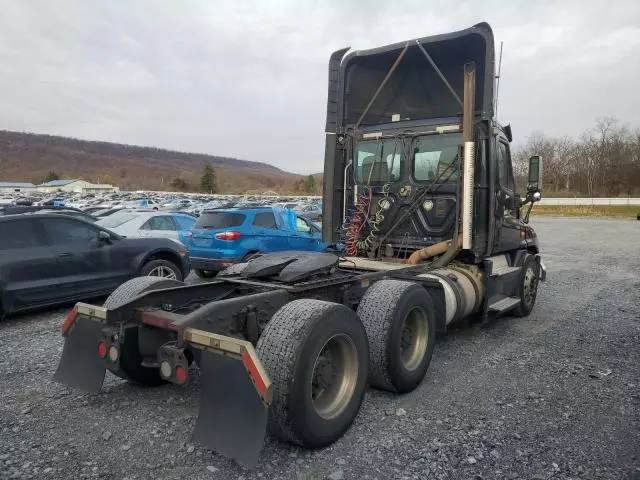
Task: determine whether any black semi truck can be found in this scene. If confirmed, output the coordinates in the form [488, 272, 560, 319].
[54, 22, 546, 466]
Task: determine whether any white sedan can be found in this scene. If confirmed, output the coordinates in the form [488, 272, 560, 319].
[96, 210, 196, 241]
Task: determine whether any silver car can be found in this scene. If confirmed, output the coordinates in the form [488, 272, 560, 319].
[96, 210, 195, 241]
[294, 204, 322, 222]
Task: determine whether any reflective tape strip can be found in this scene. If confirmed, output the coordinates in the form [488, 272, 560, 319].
[61, 307, 78, 336]
[184, 328, 244, 355]
[242, 352, 271, 404]
[76, 303, 107, 320]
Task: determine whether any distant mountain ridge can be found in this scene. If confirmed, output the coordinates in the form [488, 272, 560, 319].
[0, 130, 309, 193]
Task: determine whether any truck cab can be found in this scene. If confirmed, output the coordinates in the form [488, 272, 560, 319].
[322, 22, 543, 264]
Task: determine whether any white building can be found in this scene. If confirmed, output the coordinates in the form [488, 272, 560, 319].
[37, 179, 119, 194]
[0, 182, 36, 193]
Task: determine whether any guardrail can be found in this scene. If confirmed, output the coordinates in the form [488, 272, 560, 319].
[538, 198, 640, 206]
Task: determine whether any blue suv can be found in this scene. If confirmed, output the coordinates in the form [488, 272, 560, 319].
[180, 207, 327, 278]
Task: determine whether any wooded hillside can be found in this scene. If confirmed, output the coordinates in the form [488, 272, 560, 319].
[0, 130, 310, 193]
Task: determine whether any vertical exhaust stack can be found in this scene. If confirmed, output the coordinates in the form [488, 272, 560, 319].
[461, 62, 476, 250]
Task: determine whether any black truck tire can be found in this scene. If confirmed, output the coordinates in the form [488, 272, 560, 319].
[103, 276, 185, 386]
[357, 280, 436, 393]
[513, 255, 540, 317]
[140, 259, 183, 281]
[256, 299, 369, 448]
[104, 276, 184, 309]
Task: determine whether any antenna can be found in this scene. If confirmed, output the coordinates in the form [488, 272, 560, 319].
[495, 41, 503, 120]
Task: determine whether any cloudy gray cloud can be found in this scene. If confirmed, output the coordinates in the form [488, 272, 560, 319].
[0, 0, 639, 174]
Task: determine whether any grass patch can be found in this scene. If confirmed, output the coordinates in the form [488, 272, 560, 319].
[530, 205, 639, 219]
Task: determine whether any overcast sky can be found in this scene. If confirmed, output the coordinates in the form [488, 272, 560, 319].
[1, 0, 639, 174]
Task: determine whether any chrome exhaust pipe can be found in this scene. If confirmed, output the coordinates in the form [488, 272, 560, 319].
[461, 62, 476, 250]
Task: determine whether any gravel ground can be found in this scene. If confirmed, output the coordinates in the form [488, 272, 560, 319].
[1, 217, 639, 480]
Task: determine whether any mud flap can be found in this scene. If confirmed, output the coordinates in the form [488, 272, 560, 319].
[193, 350, 269, 468]
[53, 317, 106, 393]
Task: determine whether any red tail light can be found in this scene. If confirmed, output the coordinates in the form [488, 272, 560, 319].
[61, 306, 78, 335]
[175, 365, 188, 384]
[97, 341, 108, 359]
[215, 231, 242, 241]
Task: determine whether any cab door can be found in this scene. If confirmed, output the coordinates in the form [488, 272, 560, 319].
[494, 138, 522, 253]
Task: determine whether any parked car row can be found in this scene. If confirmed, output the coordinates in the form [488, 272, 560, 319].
[0, 204, 328, 318]
[1, 190, 323, 218]
[0, 213, 189, 318]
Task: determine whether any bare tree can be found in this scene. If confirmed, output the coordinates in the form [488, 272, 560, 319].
[512, 117, 640, 197]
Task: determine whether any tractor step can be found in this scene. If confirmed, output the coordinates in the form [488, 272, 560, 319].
[488, 296, 521, 312]
[490, 266, 520, 277]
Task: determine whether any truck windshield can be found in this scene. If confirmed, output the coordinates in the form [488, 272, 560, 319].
[355, 139, 402, 185]
[412, 133, 461, 182]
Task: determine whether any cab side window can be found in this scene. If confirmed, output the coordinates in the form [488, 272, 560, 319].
[497, 141, 515, 191]
[141, 216, 176, 231]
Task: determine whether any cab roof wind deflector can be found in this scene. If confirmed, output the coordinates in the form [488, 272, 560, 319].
[414, 40, 463, 108]
[338, 22, 495, 128]
[354, 42, 409, 130]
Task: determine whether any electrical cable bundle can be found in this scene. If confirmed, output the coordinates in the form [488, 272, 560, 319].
[343, 184, 392, 257]
[360, 183, 391, 256]
[344, 188, 372, 256]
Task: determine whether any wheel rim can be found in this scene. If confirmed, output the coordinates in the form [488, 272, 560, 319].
[523, 267, 538, 305]
[400, 306, 429, 371]
[148, 265, 177, 279]
[310, 334, 359, 420]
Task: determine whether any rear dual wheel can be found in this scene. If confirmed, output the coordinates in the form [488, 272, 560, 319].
[357, 280, 437, 393]
[257, 300, 369, 447]
[258, 282, 437, 447]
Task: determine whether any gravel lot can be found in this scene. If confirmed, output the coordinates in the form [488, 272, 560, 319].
[1, 217, 639, 480]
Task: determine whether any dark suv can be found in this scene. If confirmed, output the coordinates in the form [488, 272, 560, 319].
[0, 214, 190, 318]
